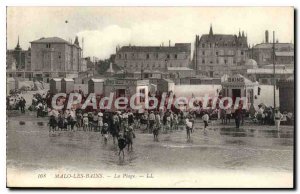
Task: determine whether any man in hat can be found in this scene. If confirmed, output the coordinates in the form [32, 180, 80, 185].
[148, 111, 155, 133]
[274, 109, 283, 130]
[98, 112, 103, 132]
[83, 113, 89, 131]
[202, 112, 209, 132]
[102, 123, 109, 144]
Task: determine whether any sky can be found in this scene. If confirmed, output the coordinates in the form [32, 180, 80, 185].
[7, 7, 294, 59]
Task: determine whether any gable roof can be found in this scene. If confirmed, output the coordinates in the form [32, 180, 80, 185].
[117, 44, 191, 53]
[31, 37, 70, 44]
[253, 43, 294, 50]
[199, 34, 247, 47]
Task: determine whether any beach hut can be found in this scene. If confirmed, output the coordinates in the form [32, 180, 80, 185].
[61, 78, 74, 93]
[49, 78, 62, 94]
[88, 78, 105, 94]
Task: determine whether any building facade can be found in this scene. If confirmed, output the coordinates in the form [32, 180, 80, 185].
[114, 43, 191, 74]
[28, 36, 82, 81]
[249, 30, 294, 68]
[193, 25, 248, 78]
[247, 68, 293, 85]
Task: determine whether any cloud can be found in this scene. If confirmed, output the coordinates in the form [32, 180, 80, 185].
[77, 25, 132, 59]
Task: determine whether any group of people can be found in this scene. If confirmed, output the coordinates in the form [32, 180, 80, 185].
[255, 105, 293, 130]
[6, 95, 26, 113]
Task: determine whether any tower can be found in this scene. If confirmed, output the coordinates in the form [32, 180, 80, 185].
[209, 24, 213, 36]
[15, 36, 21, 50]
[74, 36, 79, 46]
[265, 30, 269, 43]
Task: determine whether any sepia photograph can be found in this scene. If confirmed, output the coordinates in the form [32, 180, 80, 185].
[6, 6, 294, 188]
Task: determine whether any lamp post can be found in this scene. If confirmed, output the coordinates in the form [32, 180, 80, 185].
[272, 31, 276, 108]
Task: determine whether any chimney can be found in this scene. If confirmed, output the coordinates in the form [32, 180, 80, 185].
[265, 30, 269, 43]
[169, 40, 171, 47]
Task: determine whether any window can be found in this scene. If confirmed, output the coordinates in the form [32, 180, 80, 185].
[216, 51, 218, 56]
[174, 54, 177, 59]
[202, 44, 205, 48]
[118, 54, 121, 59]
[202, 59, 205, 64]
[202, 51, 205, 55]
[167, 54, 170, 59]
[156, 53, 159, 59]
[210, 61, 213, 64]
[224, 59, 227, 64]
[210, 43, 212, 48]
[146, 54, 150, 59]
[58, 55, 61, 59]
[241, 51, 244, 55]
[125, 54, 127, 59]
[217, 59, 219, 64]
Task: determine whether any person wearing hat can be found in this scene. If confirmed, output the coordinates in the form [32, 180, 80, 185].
[128, 110, 134, 126]
[202, 112, 209, 132]
[76, 111, 83, 130]
[185, 117, 193, 141]
[102, 123, 109, 144]
[274, 109, 283, 130]
[148, 111, 155, 133]
[83, 113, 89, 131]
[98, 112, 103, 132]
[92, 111, 98, 131]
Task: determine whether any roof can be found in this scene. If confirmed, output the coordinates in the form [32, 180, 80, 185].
[90, 78, 105, 82]
[62, 78, 74, 81]
[162, 78, 174, 83]
[117, 44, 191, 53]
[7, 77, 15, 82]
[167, 67, 193, 71]
[31, 37, 70, 44]
[262, 64, 293, 69]
[222, 74, 256, 87]
[50, 78, 62, 81]
[275, 51, 294, 57]
[199, 34, 247, 47]
[174, 85, 222, 98]
[245, 59, 258, 68]
[247, 68, 294, 74]
[253, 43, 294, 50]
